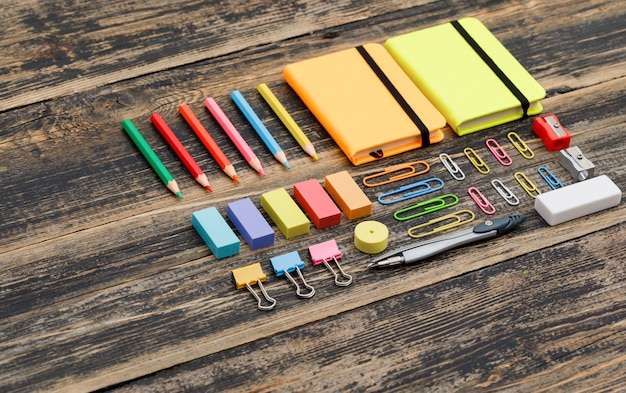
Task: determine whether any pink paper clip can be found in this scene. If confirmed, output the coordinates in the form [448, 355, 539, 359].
[485, 138, 512, 166]
[468, 187, 496, 215]
[308, 239, 352, 287]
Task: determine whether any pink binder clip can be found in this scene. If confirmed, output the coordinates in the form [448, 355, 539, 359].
[468, 186, 496, 215]
[485, 138, 512, 166]
[308, 239, 352, 287]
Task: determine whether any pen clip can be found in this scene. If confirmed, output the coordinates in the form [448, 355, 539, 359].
[468, 187, 496, 215]
[393, 193, 459, 221]
[507, 132, 535, 159]
[537, 165, 564, 190]
[491, 178, 520, 206]
[439, 153, 465, 181]
[486, 138, 513, 166]
[362, 160, 430, 187]
[514, 171, 542, 198]
[377, 177, 444, 205]
[407, 209, 475, 239]
[464, 147, 490, 174]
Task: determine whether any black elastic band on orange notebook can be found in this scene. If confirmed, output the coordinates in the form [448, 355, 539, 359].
[356, 45, 430, 148]
[451, 20, 530, 118]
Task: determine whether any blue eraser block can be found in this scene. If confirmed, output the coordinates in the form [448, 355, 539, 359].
[192, 207, 240, 259]
[227, 197, 275, 249]
[270, 251, 305, 277]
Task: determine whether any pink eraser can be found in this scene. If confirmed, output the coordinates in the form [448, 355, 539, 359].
[227, 197, 274, 249]
[534, 175, 621, 226]
[293, 179, 342, 229]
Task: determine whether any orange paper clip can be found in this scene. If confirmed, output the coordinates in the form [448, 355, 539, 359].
[464, 147, 490, 174]
[407, 209, 475, 238]
[468, 187, 496, 215]
[362, 160, 429, 187]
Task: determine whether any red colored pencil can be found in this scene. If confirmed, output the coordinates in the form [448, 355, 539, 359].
[150, 113, 212, 191]
[178, 103, 239, 183]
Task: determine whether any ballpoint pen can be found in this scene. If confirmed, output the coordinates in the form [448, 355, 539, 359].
[367, 214, 526, 268]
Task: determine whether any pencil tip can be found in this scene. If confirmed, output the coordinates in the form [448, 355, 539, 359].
[233, 175, 240, 183]
[176, 192, 183, 199]
[312, 154, 319, 160]
[283, 161, 290, 169]
[205, 185, 213, 192]
[258, 168, 266, 176]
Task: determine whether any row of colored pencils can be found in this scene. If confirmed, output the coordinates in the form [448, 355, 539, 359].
[122, 84, 319, 198]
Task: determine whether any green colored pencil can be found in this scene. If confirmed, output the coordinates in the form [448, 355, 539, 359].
[122, 118, 182, 199]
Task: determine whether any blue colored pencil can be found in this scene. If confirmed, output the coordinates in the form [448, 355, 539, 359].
[230, 90, 290, 169]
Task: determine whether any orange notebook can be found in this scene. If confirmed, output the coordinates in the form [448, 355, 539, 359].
[284, 43, 446, 165]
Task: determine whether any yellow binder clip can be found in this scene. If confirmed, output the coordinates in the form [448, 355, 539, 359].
[463, 147, 490, 174]
[362, 160, 429, 187]
[514, 171, 541, 199]
[232, 263, 277, 311]
[507, 132, 535, 159]
[407, 210, 475, 239]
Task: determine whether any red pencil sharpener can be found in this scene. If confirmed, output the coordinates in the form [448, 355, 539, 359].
[532, 114, 571, 151]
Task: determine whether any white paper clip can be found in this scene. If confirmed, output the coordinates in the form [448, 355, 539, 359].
[439, 153, 465, 180]
[538, 165, 564, 190]
[464, 147, 490, 174]
[377, 177, 444, 205]
[491, 179, 520, 205]
[308, 239, 352, 287]
[486, 138, 513, 166]
[468, 187, 496, 215]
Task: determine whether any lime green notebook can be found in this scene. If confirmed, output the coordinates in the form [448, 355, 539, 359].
[385, 17, 546, 135]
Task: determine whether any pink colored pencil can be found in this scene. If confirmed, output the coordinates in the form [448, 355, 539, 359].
[204, 97, 265, 176]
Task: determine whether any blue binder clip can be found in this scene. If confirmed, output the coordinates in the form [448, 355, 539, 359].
[270, 251, 315, 298]
[377, 177, 444, 205]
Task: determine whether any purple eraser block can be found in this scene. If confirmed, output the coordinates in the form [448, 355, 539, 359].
[227, 197, 275, 249]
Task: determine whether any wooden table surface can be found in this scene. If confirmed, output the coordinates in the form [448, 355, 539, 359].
[1, 0, 625, 392]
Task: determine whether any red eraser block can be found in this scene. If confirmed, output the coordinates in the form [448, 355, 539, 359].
[293, 179, 342, 229]
[532, 114, 571, 151]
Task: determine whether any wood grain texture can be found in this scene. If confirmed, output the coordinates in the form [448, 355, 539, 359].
[0, 0, 624, 392]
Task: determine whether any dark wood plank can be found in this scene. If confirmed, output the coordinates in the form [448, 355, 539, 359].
[0, 0, 624, 392]
[101, 222, 626, 392]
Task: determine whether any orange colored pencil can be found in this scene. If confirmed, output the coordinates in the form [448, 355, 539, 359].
[150, 113, 212, 191]
[178, 103, 239, 183]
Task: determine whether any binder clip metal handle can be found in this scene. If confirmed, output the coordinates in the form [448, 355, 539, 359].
[558, 146, 595, 181]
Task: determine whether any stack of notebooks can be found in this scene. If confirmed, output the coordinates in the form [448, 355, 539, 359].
[284, 17, 546, 166]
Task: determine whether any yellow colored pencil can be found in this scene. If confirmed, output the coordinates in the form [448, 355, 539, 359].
[257, 83, 318, 160]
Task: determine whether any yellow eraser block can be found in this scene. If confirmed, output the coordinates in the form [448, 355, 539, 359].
[261, 188, 310, 239]
[324, 170, 372, 220]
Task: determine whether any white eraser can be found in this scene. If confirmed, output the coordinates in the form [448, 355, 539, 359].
[534, 175, 622, 226]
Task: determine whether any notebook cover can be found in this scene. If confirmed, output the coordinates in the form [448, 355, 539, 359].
[385, 17, 546, 135]
[284, 43, 446, 166]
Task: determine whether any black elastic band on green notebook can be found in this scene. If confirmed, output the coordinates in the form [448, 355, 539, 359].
[356, 45, 430, 149]
[451, 20, 530, 118]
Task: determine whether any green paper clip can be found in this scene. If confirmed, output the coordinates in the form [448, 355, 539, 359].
[393, 193, 459, 221]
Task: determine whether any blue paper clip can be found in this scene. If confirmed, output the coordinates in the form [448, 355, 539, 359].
[393, 193, 459, 221]
[270, 251, 315, 298]
[537, 165, 564, 190]
[378, 177, 444, 205]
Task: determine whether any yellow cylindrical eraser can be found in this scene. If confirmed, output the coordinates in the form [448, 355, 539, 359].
[354, 221, 389, 254]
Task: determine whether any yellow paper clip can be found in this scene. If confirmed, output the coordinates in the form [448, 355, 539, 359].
[394, 193, 459, 221]
[362, 160, 430, 187]
[507, 132, 534, 159]
[232, 263, 277, 311]
[514, 171, 542, 199]
[407, 209, 475, 239]
[463, 147, 490, 174]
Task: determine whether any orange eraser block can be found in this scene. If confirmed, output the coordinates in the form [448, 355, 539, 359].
[294, 179, 342, 229]
[324, 171, 372, 220]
